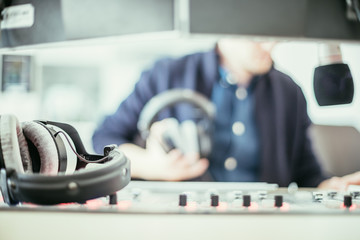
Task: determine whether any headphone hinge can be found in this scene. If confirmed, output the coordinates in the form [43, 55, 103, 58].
[0, 168, 19, 205]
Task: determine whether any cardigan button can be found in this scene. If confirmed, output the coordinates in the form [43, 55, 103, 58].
[224, 157, 237, 171]
[236, 87, 247, 100]
[232, 121, 245, 136]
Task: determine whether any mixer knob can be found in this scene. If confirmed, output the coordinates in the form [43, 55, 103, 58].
[274, 195, 283, 207]
[243, 195, 251, 207]
[344, 195, 352, 208]
[179, 194, 187, 207]
[350, 191, 360, 199]
[327, 191, 337, 198]
[233, 190, 243, 199]
[258, 191, 267, 200]
[211, 194, 219, 207]
[131, 188, 142, 200]
[313, 192, 323, 201]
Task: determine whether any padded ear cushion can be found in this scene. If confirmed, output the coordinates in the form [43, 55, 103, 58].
[0, 115, 32, 173]
[180, 120, 199, 155]
[197, 123, 212, 158]
[160, 118, 185, 153]
[21, 121, 59, 175]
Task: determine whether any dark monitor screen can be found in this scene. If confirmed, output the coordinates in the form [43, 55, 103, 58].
[1, 55, 32, 92]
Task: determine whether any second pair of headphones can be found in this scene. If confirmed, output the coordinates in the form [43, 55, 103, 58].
[0, 114, 130, 205]
[137, 89, 216, 158]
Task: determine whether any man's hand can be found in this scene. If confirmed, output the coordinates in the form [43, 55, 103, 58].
[143, 119, 209, 180]
[139, 148, 209, 181]
[318, 171, 360, 191]
[119, 119, 209, 181]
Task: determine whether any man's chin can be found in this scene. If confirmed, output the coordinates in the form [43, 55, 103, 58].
[252, 67, 272, 75]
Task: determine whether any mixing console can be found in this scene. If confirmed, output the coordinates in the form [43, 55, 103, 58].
[2, 181, 360, 240]
[1, 181, 360, 214]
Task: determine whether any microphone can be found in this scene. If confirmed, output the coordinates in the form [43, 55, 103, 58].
[313, 43, 354, 106]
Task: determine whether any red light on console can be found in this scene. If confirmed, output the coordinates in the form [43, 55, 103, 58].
[117, 200, 132, 210]
[216, 202, 228, 212]
[184, 201, 197, 212]
[22, 202, 38, 208]
[86, 199, 104, 210]
[57, 202, 76, 209]
[341, 203, 356, 211]
[248, 202, 259, 211]
[280, 202, 290, 212]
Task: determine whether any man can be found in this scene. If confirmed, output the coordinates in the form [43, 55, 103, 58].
[92, 38, 360, 189]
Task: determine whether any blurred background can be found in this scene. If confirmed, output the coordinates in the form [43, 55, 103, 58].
[1, 0, 360, 177]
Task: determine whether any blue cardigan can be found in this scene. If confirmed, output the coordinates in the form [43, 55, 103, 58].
[92, 48, 327, 187]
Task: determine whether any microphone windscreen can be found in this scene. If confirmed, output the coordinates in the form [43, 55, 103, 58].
[313, 63, 354, 106]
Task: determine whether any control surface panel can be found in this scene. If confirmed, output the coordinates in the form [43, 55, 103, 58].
[1, 181, 360, 214]
[2, 181, 360, 240]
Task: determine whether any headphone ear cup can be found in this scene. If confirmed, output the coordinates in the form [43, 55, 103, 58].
[159, 118, 184, 153]
[180, 120, 199, 156]
[21, 121, 59, 175]
[0, 114, 32, 173]
[197, 123, 212, 158]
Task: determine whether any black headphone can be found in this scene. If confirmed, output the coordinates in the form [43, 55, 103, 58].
[137, 89, 216, 158]
[0, 114, 130, 205]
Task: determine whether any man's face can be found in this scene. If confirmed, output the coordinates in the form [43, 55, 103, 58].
[222, 39, 276, 75]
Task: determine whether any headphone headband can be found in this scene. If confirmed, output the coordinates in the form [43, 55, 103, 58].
[137, 89, 216, 138]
